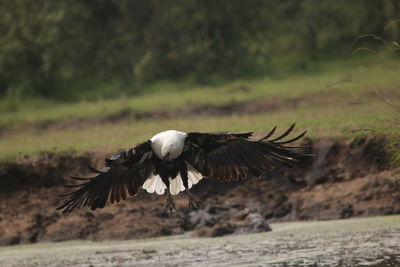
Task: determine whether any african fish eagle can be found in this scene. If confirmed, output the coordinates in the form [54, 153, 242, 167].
[57, 124, 311, 213]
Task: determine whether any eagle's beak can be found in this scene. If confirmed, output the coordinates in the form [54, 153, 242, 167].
[163, 152, 171, 161]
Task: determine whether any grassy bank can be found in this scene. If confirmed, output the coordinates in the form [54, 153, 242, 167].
[0, 57, 399, 161]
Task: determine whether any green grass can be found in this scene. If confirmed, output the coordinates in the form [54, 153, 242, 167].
[0, 99, 395, 161]
[1, 56, 398, 128]
[0, 56, 399, 161]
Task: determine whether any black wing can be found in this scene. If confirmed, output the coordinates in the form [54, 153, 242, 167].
[183, 124, 312, 182]
[57, 141, 154, 213]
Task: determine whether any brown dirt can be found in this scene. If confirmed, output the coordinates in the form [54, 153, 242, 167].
[0, 136, 399, 246]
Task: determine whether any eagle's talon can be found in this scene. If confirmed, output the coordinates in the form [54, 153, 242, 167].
[165, 194, 176, 213]
[187, 191, 201, 210]
[188, 199, 201, 210]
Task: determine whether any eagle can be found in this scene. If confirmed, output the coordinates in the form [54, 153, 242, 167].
[57, 124, 311, 213]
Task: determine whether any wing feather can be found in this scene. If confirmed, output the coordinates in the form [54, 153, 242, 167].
[57, 141, 154, 213]
[274, 130, 307, 145]
[259, 126, 277, 140]
[267, 123, 296, 142]
[185, 125, 312, 182]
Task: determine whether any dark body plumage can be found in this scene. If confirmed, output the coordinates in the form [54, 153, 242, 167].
[57, 124, 312, 213]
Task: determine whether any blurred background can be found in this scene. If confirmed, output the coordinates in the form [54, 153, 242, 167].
[0, 0, 399, 103]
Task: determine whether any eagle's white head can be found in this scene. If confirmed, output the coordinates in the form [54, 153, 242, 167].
[150, 130, 188, 161]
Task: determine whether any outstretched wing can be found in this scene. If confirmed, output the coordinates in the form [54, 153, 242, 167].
[57, 141, 154, 213]
[183, 124, 312, 181]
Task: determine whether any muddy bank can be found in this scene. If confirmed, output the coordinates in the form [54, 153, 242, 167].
[1, 215, 399, 267]
[0, 136, 399, 246]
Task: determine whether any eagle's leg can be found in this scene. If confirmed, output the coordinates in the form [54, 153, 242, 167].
[186, 190, 201, 209]
[165, 191, 176, 213]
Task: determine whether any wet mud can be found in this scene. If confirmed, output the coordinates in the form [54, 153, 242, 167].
[0, 136, 399, 246]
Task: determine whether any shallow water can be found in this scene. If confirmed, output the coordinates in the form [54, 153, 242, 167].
[1, 215, 399, 267]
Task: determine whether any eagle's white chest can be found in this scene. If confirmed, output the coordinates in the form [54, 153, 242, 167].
[144, 130, 203, 196]
[150, 130, 188, 160]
